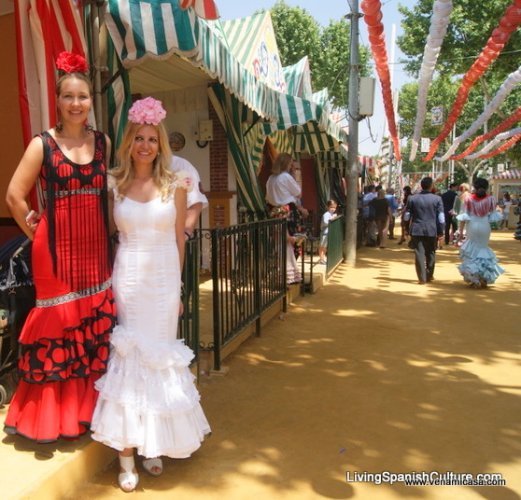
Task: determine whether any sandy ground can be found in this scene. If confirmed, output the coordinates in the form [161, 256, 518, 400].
[8, 231, 521, 499]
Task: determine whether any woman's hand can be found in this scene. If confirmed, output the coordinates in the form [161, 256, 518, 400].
[25, 210, 41, 234]
[178, 301, 184, 317]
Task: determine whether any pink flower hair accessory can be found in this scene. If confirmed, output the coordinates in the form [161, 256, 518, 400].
[128, 97, 167, 126]
[56, 52, 89, 73]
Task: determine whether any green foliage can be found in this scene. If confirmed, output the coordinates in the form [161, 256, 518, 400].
[266, 1, 370, 108]
[269, 1, 321, 67]
[397, 0, 521, 166]
[398, 0, 520, 80]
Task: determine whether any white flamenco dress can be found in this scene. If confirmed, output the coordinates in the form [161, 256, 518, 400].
[91, 179, 210, 459]
[456, 194, 504, 287]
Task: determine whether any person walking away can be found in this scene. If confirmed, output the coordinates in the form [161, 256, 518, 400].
[398, 186, 412, 245]
[3, 52, 116, 443]
[441, 183, 458, 245]
[453, 183, 471, 245]
[456, 178, 504, 288]
[91, 98, 210, 492]
[370, 189, 392, 248]
[385, 188, 399, 239]
[404, 177, 445, 284]
[499, 192, 512, 230]
[318, 200, 338, 264]
[362, 185, 377, 246]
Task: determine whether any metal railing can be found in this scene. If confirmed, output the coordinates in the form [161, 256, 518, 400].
[178, 236, 200, 360]
[326, 215, 344, 276]
[202, 218, 287, 370]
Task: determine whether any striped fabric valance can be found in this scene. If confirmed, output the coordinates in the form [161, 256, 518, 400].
[105, 0, 199, 64]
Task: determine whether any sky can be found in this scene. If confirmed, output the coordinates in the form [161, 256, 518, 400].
[217, 0, 417, 157]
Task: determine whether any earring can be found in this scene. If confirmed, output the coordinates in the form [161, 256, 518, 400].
[55, 122, 63, 132]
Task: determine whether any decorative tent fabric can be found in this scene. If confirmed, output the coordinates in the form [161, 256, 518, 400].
[14, 0, 92, 211]
[283, 57, 313, 99]
[491, 168, 521, 180]
[208, 83, 267, 215]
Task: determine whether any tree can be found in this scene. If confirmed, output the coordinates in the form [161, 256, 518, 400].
[266, 1, 370, 108]
[268, 2, 321, 69]
[314, 19, 371, 108]
[397, 0, 521, 172]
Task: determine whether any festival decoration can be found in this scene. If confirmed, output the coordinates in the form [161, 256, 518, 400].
[439, 64, 521, 161]
[423, 0, 521, 161]
[475, 134, 521, 160]
[361, 0, 401, 161]
[409, 0, 452, 161]
[450, 105, 521, 160]
[179, 0, 219, 20]
[465, 126, 521, 159]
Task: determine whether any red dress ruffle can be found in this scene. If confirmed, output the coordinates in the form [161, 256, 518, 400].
[4, 131, 116, 443]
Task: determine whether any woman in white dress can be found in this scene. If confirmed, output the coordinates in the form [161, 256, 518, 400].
[91, 98, 210, 492]
[456, 178, 504, 289]
[265, 153, 308, 284]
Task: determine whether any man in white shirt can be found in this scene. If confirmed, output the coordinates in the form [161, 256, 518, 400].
[171, 156, 208, 240]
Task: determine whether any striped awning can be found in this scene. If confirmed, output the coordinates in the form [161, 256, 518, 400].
[105, 2, 347, 150]
[492, 168, 521, 180]
[283, 57, 313, 99]
[105, 1, 281, 120]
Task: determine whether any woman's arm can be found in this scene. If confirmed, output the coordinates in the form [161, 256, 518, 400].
[5, 137, 44, 239]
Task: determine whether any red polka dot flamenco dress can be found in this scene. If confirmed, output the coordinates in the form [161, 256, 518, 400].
[4, 131, 116, 443]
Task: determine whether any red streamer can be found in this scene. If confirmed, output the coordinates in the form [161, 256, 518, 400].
[361, 0, 401, 161]
[475, 133, 521, 159]
[450, 106, 521, 160]
[423, 0, 521, 161]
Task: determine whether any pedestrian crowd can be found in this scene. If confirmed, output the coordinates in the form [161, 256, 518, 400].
[360, 176, 510, 289]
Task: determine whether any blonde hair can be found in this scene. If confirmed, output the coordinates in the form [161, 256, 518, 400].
[111, 122, 174, 200]
[271, 152, 293, 175]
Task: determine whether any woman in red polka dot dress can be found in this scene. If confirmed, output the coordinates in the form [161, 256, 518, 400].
[3, 53, 116, 443]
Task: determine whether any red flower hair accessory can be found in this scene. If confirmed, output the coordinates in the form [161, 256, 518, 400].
[56, 51, 89, 74]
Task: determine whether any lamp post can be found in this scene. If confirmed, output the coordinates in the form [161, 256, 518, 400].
[344, 0, 362, 266]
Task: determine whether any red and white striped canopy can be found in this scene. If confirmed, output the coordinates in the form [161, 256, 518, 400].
[492, 168, 521, 180]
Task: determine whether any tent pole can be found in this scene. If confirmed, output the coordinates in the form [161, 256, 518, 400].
[344, 0, 361, 266]
[90, 1, 103, 131]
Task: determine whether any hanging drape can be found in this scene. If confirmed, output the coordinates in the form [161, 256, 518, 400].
[208, 83, 267, 216]
[15, 0, 91, 210]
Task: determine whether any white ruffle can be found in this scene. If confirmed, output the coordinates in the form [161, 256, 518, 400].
[458, 239, 504, 285]
[456, 212, 470, 222]
[110, 325, 194, 370]
[91, 325, 211, 458]
[173, 169, 194, 192]
[488, 211, 503, 223]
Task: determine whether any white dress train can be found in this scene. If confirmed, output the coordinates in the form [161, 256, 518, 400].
[91, 186, 210, 458]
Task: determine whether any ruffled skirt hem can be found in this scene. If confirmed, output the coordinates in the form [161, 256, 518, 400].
[91, 325, 210, 458]
[458, 240, 504, 285]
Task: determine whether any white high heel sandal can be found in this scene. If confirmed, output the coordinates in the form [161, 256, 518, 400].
[119, 454, 139, 492]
